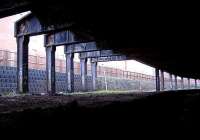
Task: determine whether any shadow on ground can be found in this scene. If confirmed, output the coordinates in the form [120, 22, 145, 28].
[0, 90, 199, 133]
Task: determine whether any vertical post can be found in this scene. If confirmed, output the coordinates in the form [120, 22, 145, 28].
[91, 61, 97, 91]
[80, 57, 87, 91]
[104, 70, 108, 91]
[3, 50, 9, 66]
[174, 75, 178, 90]
[46, 45, 56, 95]
[169, 73, 173, 90]
[36, 55, 40, 69]
[160, 70, 165, 91]
[17, 36, 29, 94]
[187, 78, 190, 89]
[195, 79, 197, 89]
[188, 78, 190, 89]
[155, 68, 160, 92]
[181, 77, 184, 89]
[66, 52, 74, 92]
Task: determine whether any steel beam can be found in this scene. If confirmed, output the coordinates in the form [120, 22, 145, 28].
[17, 36, 29, 94]
[160, 70, 164, 91]
[46, 45, 56, 95]
[66, 52, 74, 92]
[155, 68, 160, 92]
[79, 50, 120, 58]
[64, 42, 98, 53]
[174, 75, 178, 90]
[15, 13, 74, 37]
[45, 31, 94, 47]
[91, 55, 127, 63]
[91, 61, 97, 91]
[80, 57, 87, 91]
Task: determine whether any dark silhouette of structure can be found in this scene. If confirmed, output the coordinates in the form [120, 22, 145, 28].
[0, 1, 200, 131]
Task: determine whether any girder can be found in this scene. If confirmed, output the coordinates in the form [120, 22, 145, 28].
[91, 55, 127, 63]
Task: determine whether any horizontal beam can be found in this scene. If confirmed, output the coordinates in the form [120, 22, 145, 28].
[64, 42, 98, 53]
[15, 13, 73, 37]
[45, 31, 94, 47]
[91, 55, 128, 62]
[79, 50, 121, 58]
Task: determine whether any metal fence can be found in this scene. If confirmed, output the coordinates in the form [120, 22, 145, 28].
[0, 49, 155, 81]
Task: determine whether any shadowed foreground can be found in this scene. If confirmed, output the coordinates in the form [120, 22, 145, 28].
[0, 90, 199, 132]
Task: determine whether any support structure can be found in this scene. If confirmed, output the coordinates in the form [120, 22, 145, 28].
[160, 70, 165, 91]
[17, 36, 29, 94]
[169, 73, 173, 90]
[91, 55, 127, 62]
[90, 55, 129, 91]
[188, 78, 190, 89]
[46, 45, 56, 95]
[155, 68, 160, 92]
[79, 50, 120, 58]
[174, 75, 178, 90]
[181, 77, 184, 89]
[91, 61, 98, 90]
[80, 57, 88, 91]
[65, 51, 74, 92]
[195, 79, 197, 89]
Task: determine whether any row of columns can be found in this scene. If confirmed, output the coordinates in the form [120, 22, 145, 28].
[17, 36, 98, 94]
[155, 68, 199, 92]
[16, 35, 199, 94]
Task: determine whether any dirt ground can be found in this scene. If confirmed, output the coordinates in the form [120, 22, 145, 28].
[0, 90, 200, 133]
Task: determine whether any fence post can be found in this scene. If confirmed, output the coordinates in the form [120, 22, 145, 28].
[104, 70, 108, 91]
[3, 50, 9, 66]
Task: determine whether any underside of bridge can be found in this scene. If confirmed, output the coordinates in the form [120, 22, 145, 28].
[0, 0, 200, 131]
[1, 0, 199, 79]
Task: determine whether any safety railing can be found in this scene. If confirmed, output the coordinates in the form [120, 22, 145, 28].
[0, 49, 155, 81]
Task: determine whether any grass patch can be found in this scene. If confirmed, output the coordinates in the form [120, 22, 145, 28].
[62, 90, 143, 96]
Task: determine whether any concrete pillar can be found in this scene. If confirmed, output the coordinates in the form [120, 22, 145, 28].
[174, 75, 178, 90]
[155, 68, 160, 92]
[188, 78, 190, 89]
[46, 45, 56, 95]
[66, 53, 74, 92]
[195, 79, 197, 89]
[160, 70, 164, 91]
[169, 73, 173, 90]
[91, 61, 97, 91]
[181, 77, 184, 89]
[17, 36, 29, 94]
[80, 57, 87, 91]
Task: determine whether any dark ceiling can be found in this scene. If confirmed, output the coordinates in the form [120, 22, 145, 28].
[0, 0, 199, 78]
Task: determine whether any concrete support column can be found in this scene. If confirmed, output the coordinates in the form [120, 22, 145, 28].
[66, 53, 74, 92]
[17, 36, 29, 94]
[169, 73, 173, 90]
[155, 68, 160, 92]
[195, 79, 197, 89]
[91, 61, 97, 91]
[80, 57, 87, 91]
[160, 70, 165, 91]
[46, 45, 56, 95]
[174, 75, 178, 90]
[181, 77, 184, 89]
[188, 78, 190, 89]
